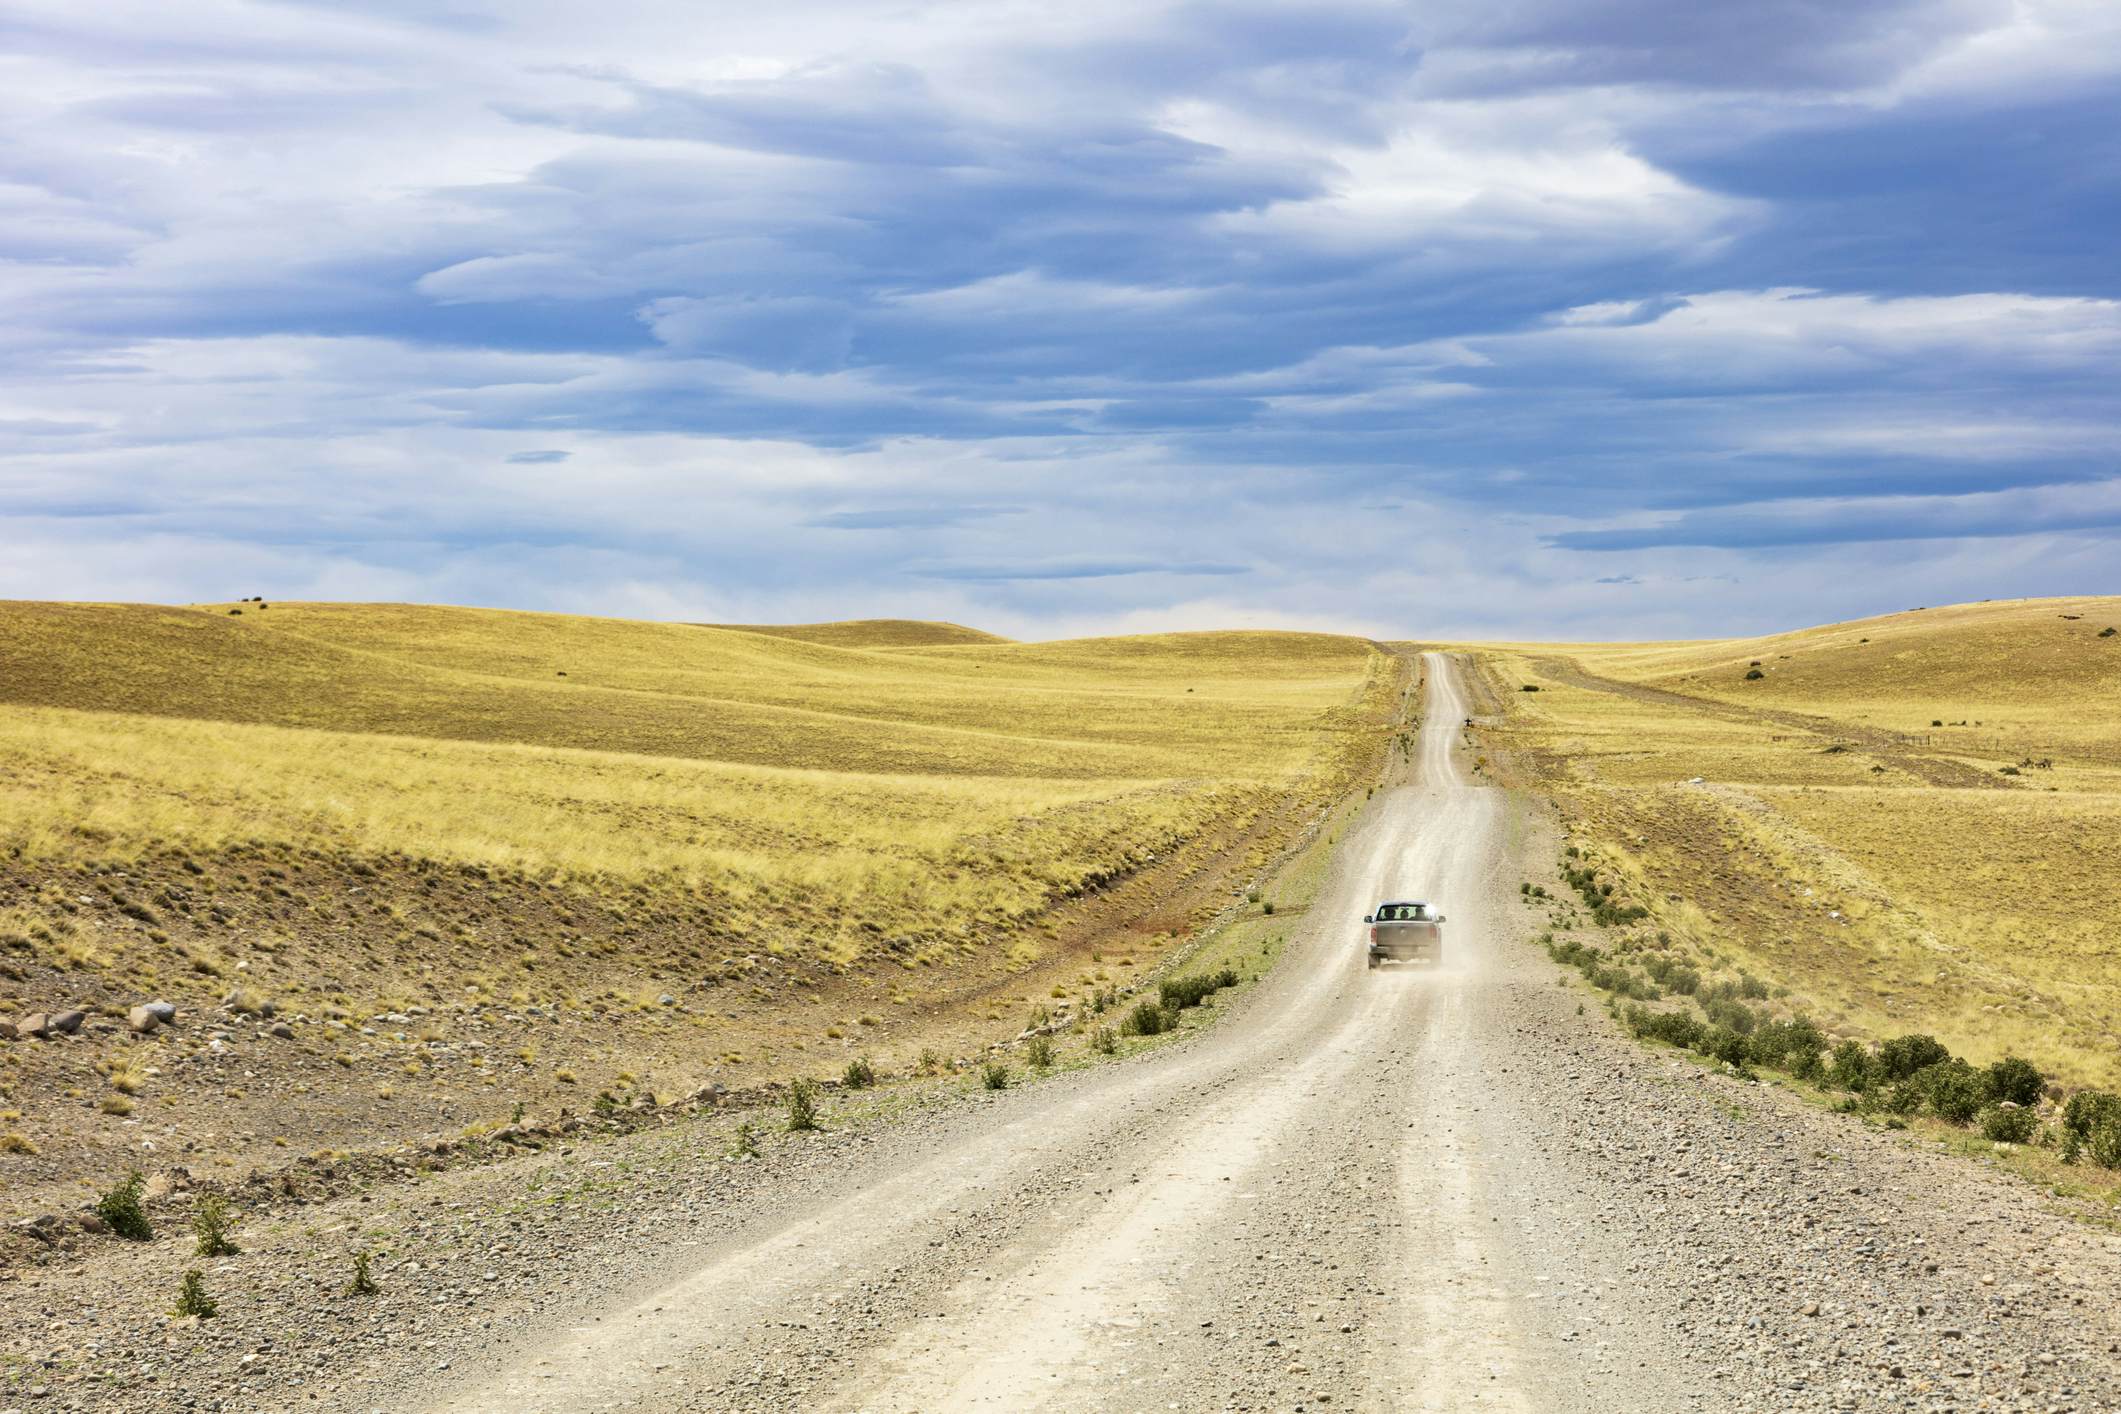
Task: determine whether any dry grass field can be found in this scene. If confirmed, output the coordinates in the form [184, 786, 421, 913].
[1473, 596, 2121, 1088]
[0, 601, 1396, 1208]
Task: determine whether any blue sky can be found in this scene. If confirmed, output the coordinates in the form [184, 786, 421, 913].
[4, 0, 2117, 639]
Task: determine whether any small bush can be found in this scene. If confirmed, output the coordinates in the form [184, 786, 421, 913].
[1788, 1046, 1825, 1083]
[1643, 956, 1701, 995]
[1261, 901, 1276, 915]
[1875, 1079, 1926, 1117]
[981, 1061, 1010, 1091]
[1027, 1036, 1054, 1069]
[1984, 1055, 2043, 1108]
[1749, 1016, 1824, 1070]
[172, 1269, 216, 1319]
[1161, 975, 1216, 1010]
[1743, 668, 1764, 680]
[1827, 1041, 1873, 1092]
[347, 1250, 379, 1296]
[917, 1048, 942, 1075]
[2064, 1091, 2121, 1168]
[784, 1079, 821, 1133]
[1624, 1005, 1699, 1049]
[192, 1194, 239, 1257]
[2063, 1089, 2121, 1138]
[842, 1057, 876, 1090]
[1696, 1024, 1751, 1072]
[1703, 997, 1758, 1036]
[1121, 1001, 1170, 1037]
[1980, 1106, 2037, 1143]
[1921, 1060, 1985, 1125]
[1876, 1034, 1950, 1083]
[728, 1121, 760, 1160]
[1090, 1025, 1117, 1054]
[2091, 1119, 2121, 1169]
[96, 1170, 152, 1241]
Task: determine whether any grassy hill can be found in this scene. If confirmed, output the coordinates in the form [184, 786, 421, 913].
[712, 618, 1012, 649]
[1477, 596, 2121, 1087]
[0, 601, 1395, 1203]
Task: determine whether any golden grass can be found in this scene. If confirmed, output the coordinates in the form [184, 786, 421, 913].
[1474, 596, 2121, 1087]
[712, 619, 1012, 649]
[0, 600, 1387, 973]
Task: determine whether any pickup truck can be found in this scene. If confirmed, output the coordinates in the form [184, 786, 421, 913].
[1363, 900, 1445, 968]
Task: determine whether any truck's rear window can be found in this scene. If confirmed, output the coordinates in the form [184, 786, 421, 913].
[1376, 904, 1428, 921]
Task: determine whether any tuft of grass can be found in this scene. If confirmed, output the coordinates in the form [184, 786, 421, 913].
[842, 1056, 876, 1090]
[980, 1061, 1010, 1091]
[1026, 1036, 1054, 1069]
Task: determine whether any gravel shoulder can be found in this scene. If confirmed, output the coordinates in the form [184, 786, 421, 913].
[7, 653, 2119, 1413]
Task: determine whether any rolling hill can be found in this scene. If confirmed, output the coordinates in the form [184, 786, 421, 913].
[0, 601, 1398, 1206]
[1478, 595, 2121, 1087]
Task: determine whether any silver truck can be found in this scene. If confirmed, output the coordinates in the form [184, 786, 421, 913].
[1363, 899, 1444, 968]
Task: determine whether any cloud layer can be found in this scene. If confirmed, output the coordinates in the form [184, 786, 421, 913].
[4, 0, 2118, 638]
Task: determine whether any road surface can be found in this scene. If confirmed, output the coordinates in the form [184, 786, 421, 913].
[405, 652, 2121, 1414]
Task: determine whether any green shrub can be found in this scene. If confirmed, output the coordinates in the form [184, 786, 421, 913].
[1749, 1016, 1824, 1069]
[1826, 1041, 1873, 1092]
[728, 1121, 760, 1160]
[172, 1269, 216, 1319]
[1643, 956, 1701, 995]
[1875, 1079, 1926, 1117]
[1980, 1106, 2037, 1143]
[1090, 1025, 1117, 1055]
[1703, 997, 1757, 1036]
[1121, 1000, 1170, 1037]
[1788, 1045, 1825, 1083]
[1695, 1025, 1751, 1072]
[1921, 1060, 1985, 1125]
[347, 1250, 379, 1296]
[95, 1170, 152, 1242]
[1984, 1055, 2043, 1108]
[2062, 1090, 2121, 1139]
[1624, 1005, 1700, 1049]
[1027, 1036, 1054, 1070]
[2091, 1119, 2121, 1170]
[981, 1061, 1010, 1091]
[1876, 1034, 1950, 1082]
[1160, 976, 1211, 1009]
[784, 1079, 822, 1133]
[842, 1057, 876, 1090]
[192, 1193, 239, 1258]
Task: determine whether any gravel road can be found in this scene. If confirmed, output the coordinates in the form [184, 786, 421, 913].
[397, 653, 2121, 1413]
[20, 654, 2118, 1411]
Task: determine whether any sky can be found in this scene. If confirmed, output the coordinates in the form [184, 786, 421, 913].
[4, 0, 2118, 640]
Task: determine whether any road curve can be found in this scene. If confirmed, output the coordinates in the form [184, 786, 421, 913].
[415, 653, 2121, 1413]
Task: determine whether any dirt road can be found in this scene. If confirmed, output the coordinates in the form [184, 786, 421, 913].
[36, 649, 2104, 1411]
[388, 655, 2118, 1413]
